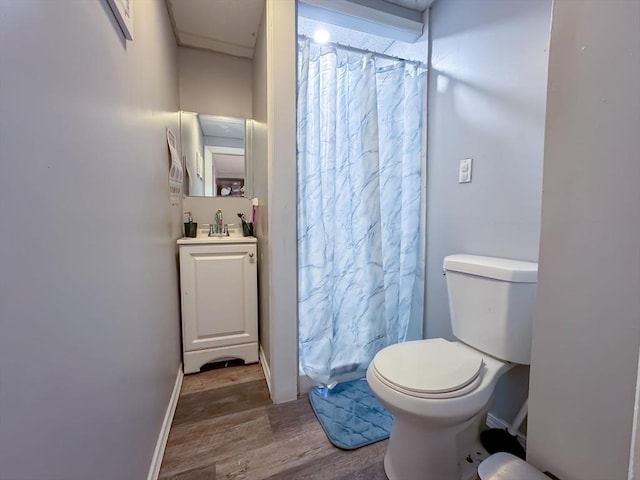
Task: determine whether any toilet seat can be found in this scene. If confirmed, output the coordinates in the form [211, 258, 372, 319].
[371, 339, 485, 399]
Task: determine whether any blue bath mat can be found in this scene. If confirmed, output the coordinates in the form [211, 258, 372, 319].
[309, 377, 393, 450]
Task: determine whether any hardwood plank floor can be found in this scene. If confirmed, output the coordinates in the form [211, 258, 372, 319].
[159, 364, 388, 480]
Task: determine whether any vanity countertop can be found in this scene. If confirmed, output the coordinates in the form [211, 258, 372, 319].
[177, 231, 257, 245]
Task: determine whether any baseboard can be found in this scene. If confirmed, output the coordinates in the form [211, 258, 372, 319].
[486, 412, 527, 448]
[147, 364, 184, 480]
[259, 345, 272, 398]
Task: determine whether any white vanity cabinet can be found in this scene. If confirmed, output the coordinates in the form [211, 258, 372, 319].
[177, 236, 258, 374]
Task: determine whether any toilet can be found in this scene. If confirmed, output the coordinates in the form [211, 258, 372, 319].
[366, 254, 538, 480]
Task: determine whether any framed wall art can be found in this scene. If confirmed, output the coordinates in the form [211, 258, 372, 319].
[107, 0, 133, 40]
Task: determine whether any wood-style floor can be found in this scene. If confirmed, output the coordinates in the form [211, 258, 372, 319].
[158, 363, 388, 480]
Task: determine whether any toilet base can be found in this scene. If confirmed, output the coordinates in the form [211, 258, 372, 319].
[383, 415, 463, 480]
[382, 412, 487, 480]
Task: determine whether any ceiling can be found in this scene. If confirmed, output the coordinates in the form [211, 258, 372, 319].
[385, 0, 434, 10]
[198, 115, 244, 139]
[166, 0, 265, 58]
[166, 0, 435, 59]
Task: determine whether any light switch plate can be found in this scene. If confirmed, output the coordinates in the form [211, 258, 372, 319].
[458, 158, 472, 183]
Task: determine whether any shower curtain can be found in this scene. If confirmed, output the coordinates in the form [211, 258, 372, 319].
[297, 39, 426, 386]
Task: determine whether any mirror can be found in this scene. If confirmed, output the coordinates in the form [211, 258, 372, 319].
[180, 111, 253, 197]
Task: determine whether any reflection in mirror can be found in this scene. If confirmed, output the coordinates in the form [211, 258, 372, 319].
[180, 111, 251, 197]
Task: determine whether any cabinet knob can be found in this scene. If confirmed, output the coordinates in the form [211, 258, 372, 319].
[249, 253, 254, 258]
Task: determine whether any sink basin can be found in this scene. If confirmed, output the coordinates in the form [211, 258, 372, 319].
[178, 230, 256, 245]
[197, 228, 243, 238]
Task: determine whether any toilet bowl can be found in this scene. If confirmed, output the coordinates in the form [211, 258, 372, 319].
[367, 255, 538, 480]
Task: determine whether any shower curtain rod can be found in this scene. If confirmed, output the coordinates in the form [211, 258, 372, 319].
[298, 35, 428, 68]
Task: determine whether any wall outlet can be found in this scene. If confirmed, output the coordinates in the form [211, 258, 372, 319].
[459, 158, 472, 183]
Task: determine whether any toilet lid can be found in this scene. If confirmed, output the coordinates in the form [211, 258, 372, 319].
[372, 339, 484, 395]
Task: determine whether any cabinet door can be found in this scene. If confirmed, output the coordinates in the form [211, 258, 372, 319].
[180, 244, 257, 352]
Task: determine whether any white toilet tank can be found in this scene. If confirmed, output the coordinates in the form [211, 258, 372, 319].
[443, 254, 538, 365]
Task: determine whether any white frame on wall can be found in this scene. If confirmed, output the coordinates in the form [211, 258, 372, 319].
[107, 0, 134, 40]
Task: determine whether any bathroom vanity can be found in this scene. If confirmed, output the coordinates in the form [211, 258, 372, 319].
[177, 232, 258, 374]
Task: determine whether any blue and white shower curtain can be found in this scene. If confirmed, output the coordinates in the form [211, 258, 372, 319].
[297, 39, 426, 386]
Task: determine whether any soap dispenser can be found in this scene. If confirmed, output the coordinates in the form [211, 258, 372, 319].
[183, 212, 197, 238]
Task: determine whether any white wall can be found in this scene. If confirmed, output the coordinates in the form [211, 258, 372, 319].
[264, 0, 298, 404]
[426, 0, 552, 422]
[177, 43, 256, 261]
[250, 0, 297, 404]
[182, 196, 252, 228]
[252, 6, 272, 379]
[527, 1, 640, 479]
[0, 1, 182, 479]
[178, 46, 253, 118]
[178, 46, 255, 250]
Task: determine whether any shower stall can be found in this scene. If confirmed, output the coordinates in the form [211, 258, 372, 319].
[296, 0, 430, 387]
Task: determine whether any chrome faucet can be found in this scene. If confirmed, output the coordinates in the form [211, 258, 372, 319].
[208, 209, 229, 237]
